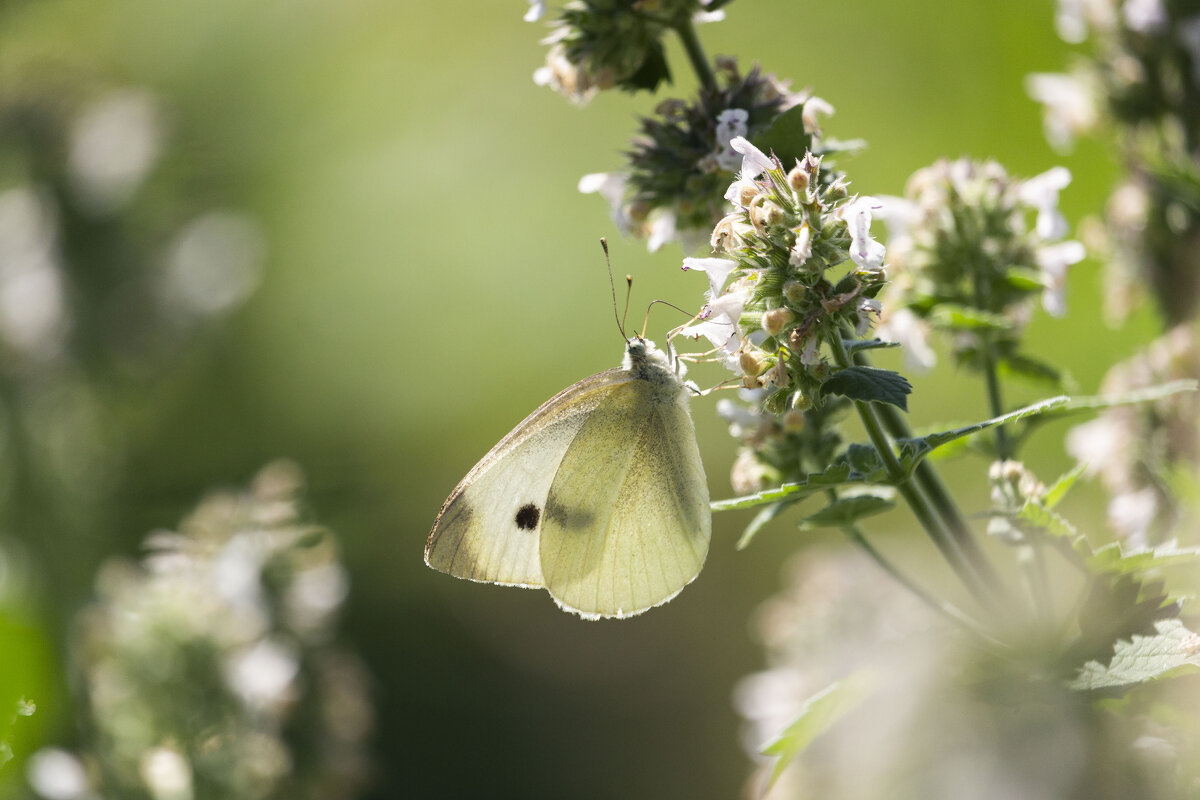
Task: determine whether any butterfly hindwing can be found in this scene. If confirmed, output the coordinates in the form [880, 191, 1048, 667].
[539, 374, 710, 618]
[425, 369, 628, 587]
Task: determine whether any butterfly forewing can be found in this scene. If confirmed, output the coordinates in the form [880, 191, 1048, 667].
[539, 376, 710, 618]
[426, 370, 628, 587]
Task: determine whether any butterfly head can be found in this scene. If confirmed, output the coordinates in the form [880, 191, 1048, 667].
[623, 337, 687, 384]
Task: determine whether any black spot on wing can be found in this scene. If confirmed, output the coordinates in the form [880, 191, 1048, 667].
[515, 503, 540, 531]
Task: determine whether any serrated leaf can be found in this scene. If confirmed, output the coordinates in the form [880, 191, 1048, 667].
[822, 366, 912, 411]
[842, 338, 900, 355]
[737, 499, 802, 550]
[839, 443, 886, 475]
[1018, 500, 1079, 540]
[897, 396, 1072, 473]
[1025, 380, 1197, 424]
[929, 304, 1013, 331]
[753, 103, 814, 169]
[797, 492, 895, 530]
[712, 464, 867, 512]
[1069, 619, 1200, 690]
[1087, 540, 1200, 576]
[1043, 463, 1088, 509]
[762, 670, 877, 787]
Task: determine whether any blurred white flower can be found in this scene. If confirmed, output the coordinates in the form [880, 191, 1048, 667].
[160, 211, 264, 322]
[224, 638, 300, 712]
[645, 209, 677, 252]
[1019, 167, 1072, 240]
[801, 96, 834, 136]
[1180, 16, 1200, 84]
[524, 0, 545, 22]
[577, 172, 631, 233]
[1122, 0, 1167, 33]
[0, 188, 68, 361]
[714, 109, 750, 171]
[139, 746, 193, 800]
[27, 749, 91, 800]
[68, 90, 162, 214]
[1036, 240, 1086, 316]
[1025, 72, 1098, 151]
[878, 308, 937, 372]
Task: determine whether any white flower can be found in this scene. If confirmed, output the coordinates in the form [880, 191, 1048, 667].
[1122, 0, 1167, 33]
[68, 90, 161, 214]
[1036, 240, 1085, 316]
[694, 0, 726, 24]
[646, 209, 677, 252]
[789, 222, 813, 267]
[855, 298, 882, 336]
[1025, 72, 1098, 151]
[578, 172, 630, 233]
[1018, 166, 1072, 240]
[682, 256, 738, 298]
[223, 638, 299, 711]
[1055, 0, 1090, 41]
[841, 196, 886, 270]
[729, 136, 774, 181]
[714, 109, 750, 171]
[800, 96, 834, 136]
[27, 749, 91, 800]
[1108, 486, 1160, 546]
[877, 308, 937, 372]
[524, 1, 545, 21]
[139, 746, 193, 800]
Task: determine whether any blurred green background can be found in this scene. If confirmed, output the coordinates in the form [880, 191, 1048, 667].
[0, 0, 1163, 797]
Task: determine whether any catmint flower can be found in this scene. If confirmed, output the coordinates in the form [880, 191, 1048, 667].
[1025, 72, 1099, 151]
[800, 96, 834, 135]
[840, 196, 887, 270]
[524, 0, 545, 22]
[877, 158, 1083, 373]
[578, 172, 631, 232]
[682, 256, 738, 299]
[1122, 0, 1168, 33]
[714, 108, 751, 170]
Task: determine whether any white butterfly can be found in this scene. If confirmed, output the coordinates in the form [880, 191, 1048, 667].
[426, 337, 710, 619]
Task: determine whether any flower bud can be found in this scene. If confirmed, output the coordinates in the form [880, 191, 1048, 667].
[787, 165, 809, 193]
[761, 308, 795, 337]
[783, 281, 807, 304]
[739, 349, 767, 376]
[737, 183, 759, 207]
[783, 409, 806, 431]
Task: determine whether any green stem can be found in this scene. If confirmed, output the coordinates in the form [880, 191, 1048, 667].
[838, 513, 1001, 645]
[672, 15, 716, 92]
[980, 339, 1011, 460]
[828, 335, 997, 611]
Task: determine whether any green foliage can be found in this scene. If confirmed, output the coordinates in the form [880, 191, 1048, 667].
[753, 102, 814, 172]
[1070, 619, 1200, 691]
[796, 492, 895, 530]
[820, 366, 912, 411]
[761, 670, 877, 787]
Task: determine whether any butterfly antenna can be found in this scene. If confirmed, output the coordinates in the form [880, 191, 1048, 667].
[602, 238, 630, 341]
[641, 299, 696, 340]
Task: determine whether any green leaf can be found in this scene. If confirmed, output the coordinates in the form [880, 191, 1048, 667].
[821, 366, 912, 411]
[753, 103, 814, 169]
[998, 353, 1064, 389]
[1070, 619, 1200, 691]
[621, 40, 670, 92]
[762, 670, 877, 787]
[1027, 380, 1197, 422]
[796, 492, 895, 530]
[712, 464, 869, 512]
[842, 338, 900, 356]
[1003, 267, 1046, 291]
[1018, 500, 1079, 541]
[1087, 540, 1200, 576]
[736, 499, 802, 550]
[1043, 463, 1088, 510]
[929, 304, 1013, 332]
[897, 396, 1072, 473]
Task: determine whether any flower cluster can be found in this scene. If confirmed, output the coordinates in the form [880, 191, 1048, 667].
[1028, 0, 1200, 325]
[876, 158, 1085, 373]
[581, 59, 809, 251]
[530, 0, 721, 104]
[1066, 323, 1200, 545]
[681, 137, 887, 403]
[27, 462, 372, 800]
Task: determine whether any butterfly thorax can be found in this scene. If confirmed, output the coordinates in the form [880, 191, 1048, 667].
[623, 339, 686, 400]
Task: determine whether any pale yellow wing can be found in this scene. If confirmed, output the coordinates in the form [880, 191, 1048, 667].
[425, 369, 628, 587]
[538, 378, 710, 619]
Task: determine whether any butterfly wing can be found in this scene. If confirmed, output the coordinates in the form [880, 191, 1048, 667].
[426, 369, 628, 588]
[538, 377, 710, 619]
